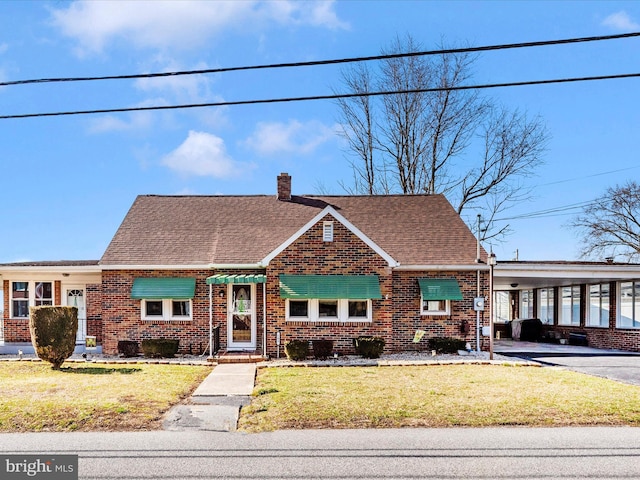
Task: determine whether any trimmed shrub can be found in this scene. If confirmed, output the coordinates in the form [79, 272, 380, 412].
[284, 340, 309, 361]
[141, 338, 180, 358]
[29, 306, 78, 370]
[118, 340, 139, 358]
[311, 339, 334, 359]
[354, 336, 385, 359]
[427, 337, 466, 354]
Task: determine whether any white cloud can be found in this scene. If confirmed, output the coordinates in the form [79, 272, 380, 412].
[162, 130, 252, 178]
[602, 11, 640, 31]
[88, 111, 155, 133]
[50, 0, 348, 56]
[244, 120, 337, 156]
[0, 43, 8, 54]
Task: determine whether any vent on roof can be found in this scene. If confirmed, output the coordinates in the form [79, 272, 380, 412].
[323, 221, 334, 242]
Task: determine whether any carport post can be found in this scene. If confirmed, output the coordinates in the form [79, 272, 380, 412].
[208, 283, 213, 361]
[488, 253, 497, 360]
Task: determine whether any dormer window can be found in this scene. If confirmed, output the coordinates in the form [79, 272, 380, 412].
[323, 221, 334, 242]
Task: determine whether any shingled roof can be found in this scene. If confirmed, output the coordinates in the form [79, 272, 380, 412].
[100, 192, 483, 267]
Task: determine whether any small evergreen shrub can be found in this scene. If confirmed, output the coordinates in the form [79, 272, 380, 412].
[284, 340, 309, 361]
[311, 339, 334, 359]
[353, 336, 385, 359]
[427, 337, 467, 354]
[29, 306, 78, 370]
[118, 340, 139, 357]
[141, 338, 180, 358]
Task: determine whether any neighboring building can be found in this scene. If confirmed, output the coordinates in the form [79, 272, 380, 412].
[494, 261, 640, 352]
[1, 174, 491, 357]
[0, 261, 101, 353]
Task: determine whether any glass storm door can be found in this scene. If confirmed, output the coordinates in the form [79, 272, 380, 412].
[227, 284, 256, 350]
[67, 289, 87, 342]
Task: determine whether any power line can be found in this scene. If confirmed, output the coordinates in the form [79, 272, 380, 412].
[1, 31, 639, 88]
[2, 71, 640, 121]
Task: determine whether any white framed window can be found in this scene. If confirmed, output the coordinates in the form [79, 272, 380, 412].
[286, 299, 372, 322]
[142, 299, 192, 321]
[10, 281, 54, 318]
[520, 289, 534, 318]
[587, 283, 609, 328]
[11, 281, 29, 318]
[494, 291, 511, 323]
[618, 281, 640, 329]
[559, 286, 581, 326]
[538, 288, 555, 325]
[420, 298, 451, 316]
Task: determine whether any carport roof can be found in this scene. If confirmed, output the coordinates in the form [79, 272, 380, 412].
[494, 260, 640, 290]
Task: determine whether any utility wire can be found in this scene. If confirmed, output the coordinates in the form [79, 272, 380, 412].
[2, 71, 640, 120]
[1, 31, 639, 88]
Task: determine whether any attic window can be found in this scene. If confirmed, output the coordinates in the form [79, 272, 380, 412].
[323, 221, 334, 242]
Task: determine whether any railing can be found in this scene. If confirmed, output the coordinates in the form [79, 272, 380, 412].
[212, 325, 220, 355]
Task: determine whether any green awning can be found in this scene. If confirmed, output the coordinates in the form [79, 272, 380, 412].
[131, 277, 196, 299]
[206, 274, 267, 285]
[418, 278, 463, 301]
[279, 275, 382, 299]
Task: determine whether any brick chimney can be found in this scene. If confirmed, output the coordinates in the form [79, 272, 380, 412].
[277, 172, 291, 201]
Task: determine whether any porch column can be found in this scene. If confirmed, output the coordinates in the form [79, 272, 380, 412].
[208, 283, 213, 360]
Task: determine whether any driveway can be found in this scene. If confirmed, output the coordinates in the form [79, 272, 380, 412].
[496, 339, 640, 386]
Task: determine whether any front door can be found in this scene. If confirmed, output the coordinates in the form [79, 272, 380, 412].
[227, 284, 256, 350]
[66, 288, 87, 343]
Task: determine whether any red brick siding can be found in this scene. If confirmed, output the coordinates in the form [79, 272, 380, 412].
[391, 270, 489, 352]
[100, 269, 266, 355]
[86, 283, 103, 344]
[265, 217, 391, 356]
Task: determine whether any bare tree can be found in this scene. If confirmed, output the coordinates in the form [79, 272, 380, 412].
[570, 181, 640, 262]
[335, 35, 548, 241]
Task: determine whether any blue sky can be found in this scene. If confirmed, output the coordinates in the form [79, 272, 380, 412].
[1, 0, 639, 264]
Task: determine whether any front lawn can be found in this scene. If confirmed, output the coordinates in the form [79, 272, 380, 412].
[240, 364, 640, 431]
[0, 362, 212, 432]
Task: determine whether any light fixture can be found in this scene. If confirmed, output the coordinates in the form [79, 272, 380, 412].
[218, 289, 225, 298]
[510, 283, 518, 288]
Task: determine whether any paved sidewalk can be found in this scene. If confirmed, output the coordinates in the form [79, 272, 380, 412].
[163, 363, 256, 432]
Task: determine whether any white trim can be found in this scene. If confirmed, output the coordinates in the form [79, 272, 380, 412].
[100, 264, 212, 270]
[227, 283, 257, 350]
[141, 299, 193, 321]
[285, 298, 373, 323]
[395, 264, 490, 271]
[0, 265, 101, 274]
[420, 298, 451, 316]
[209, 264, 265, 270]
[260, 206, 399, 267]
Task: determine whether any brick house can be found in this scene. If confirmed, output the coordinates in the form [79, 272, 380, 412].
[1, 173, 491, 357]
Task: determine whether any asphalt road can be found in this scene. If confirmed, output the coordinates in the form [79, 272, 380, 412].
[2, 428, 640, 479]
[503, 352, 640, 386]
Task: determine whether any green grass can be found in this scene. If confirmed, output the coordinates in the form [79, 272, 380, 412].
[0, 362, 212, 432]
[239, 365, 640, 431]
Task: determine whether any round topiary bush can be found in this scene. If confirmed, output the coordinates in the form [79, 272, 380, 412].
[29, 306, 78, 370]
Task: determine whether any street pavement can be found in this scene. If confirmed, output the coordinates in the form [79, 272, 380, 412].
[2, 427, 640, 479]
[497, 340, 640, 386]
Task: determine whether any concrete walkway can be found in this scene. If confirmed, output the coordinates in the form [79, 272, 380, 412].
[163, 363, 256, 432]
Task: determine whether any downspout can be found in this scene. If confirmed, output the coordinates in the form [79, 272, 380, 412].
[208, 283, 213, 361]
[262, 281, 267, 358]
